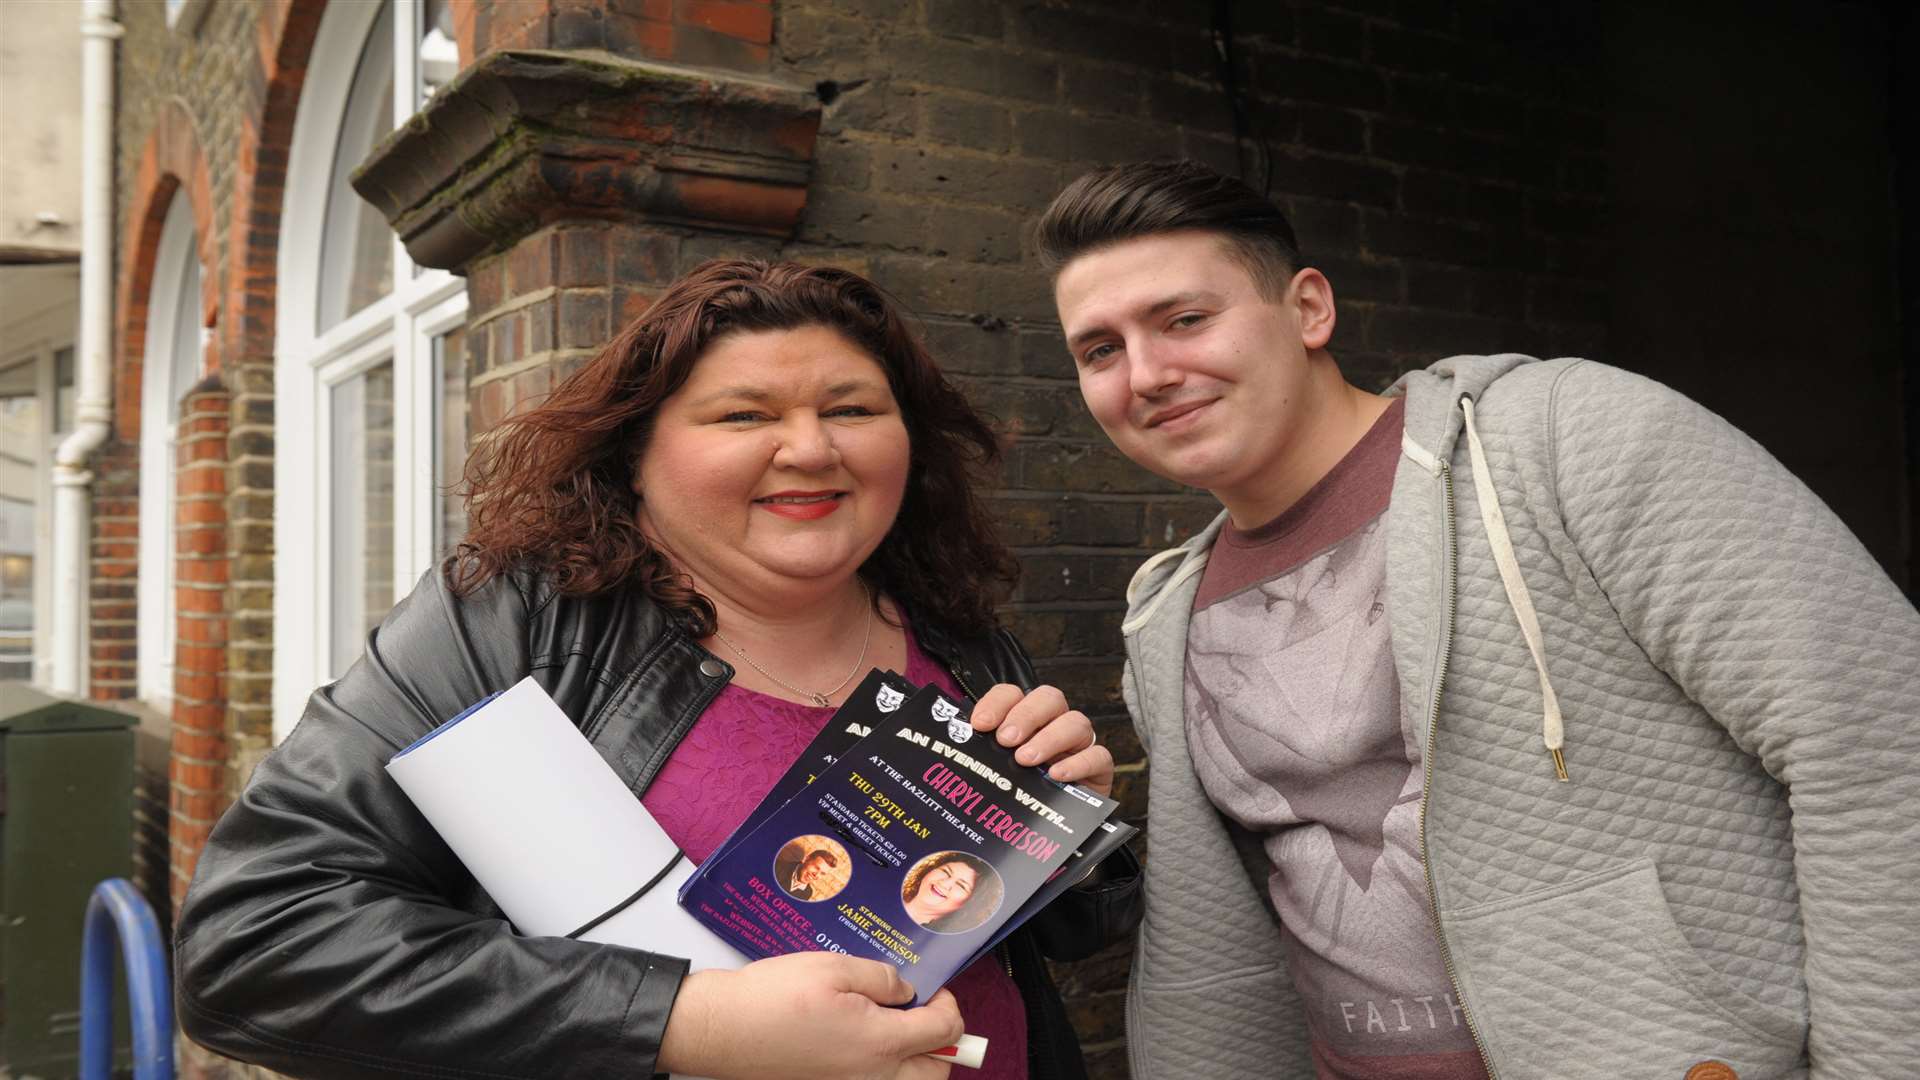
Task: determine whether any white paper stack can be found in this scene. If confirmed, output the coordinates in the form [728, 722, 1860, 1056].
[385, 675, 748, 971]
[387, 676, 986, 1076]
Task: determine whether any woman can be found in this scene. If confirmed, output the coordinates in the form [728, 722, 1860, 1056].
[901, 851, 1004, 934]
[174, 261, 1139, 1080]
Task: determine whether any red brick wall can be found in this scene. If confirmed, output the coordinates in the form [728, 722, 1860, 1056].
[216, 0, 324, 814]
[116, 101, 220, 448]
[108, 97, 221, 700]
[758, 5, 1614, 1070]
[464, 223, 674, 432]
[115, 0, 323, 938]
[105, 5, 1910, 1080]
[170, 381, 231, 912]
[113, 68, 224, 935]
[458, 0, 773, 71]
[85, 441, 141, 697]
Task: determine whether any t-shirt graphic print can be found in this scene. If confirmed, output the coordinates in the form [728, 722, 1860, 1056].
[1184, 398, 1486, 1079]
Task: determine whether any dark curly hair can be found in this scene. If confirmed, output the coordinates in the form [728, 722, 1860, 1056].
[900, 850, 1003, 934]
[450, 259, 1018, 637]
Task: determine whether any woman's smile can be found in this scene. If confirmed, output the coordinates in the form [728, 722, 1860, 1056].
[912, 862, 977, 920]
[755, 489, 847, 520]
[634, 325, 910, 598]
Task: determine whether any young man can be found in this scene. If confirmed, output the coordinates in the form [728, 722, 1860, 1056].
[1037, 160, 1919, 1079]
[774, 846, 838, 900]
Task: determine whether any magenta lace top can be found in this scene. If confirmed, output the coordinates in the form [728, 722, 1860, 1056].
[642, 625, 1031, 1078]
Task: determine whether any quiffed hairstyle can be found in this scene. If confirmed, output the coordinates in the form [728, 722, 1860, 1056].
[1035, 159, 1304, 295]
[451, 260, 1018, 637]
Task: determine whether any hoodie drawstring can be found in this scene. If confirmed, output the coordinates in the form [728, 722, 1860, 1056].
[1460, 395, 1570, 782]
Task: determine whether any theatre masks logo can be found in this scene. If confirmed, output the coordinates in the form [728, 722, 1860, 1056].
[932, 697, 971, 744]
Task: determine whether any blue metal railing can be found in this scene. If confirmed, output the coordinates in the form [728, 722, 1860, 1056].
[79, 877, 174, 1080]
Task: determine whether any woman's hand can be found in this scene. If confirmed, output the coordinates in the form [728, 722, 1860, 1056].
[968, 684, 1115, 797]
[658, 953, 962, 1080]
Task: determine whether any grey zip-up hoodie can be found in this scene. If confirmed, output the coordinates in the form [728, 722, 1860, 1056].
[1119, 355, 1920, 1079]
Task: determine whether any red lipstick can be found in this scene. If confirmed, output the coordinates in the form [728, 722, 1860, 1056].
[755, 490, 845, 520]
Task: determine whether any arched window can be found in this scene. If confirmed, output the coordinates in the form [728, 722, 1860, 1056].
[274, 0, 467, 738]
[136, 190, 205, 709]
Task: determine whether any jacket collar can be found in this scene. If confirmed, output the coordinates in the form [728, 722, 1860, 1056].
[1120, 513, 1224, 637]
[903, 609, 1037, 698]
[589, 601, 1035, 798]
[1121, 353, 1545, 635]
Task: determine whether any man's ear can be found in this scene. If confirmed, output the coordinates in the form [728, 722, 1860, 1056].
[1289, 267, 1336, 351]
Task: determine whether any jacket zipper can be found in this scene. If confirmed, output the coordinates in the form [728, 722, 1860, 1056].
[945, 655, 1017, 983]
[944, 658, 984, 702]
[1417, 459, 1498, 1078]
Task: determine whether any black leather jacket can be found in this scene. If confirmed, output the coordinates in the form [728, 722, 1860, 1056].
[175, 567, 1141, 1079]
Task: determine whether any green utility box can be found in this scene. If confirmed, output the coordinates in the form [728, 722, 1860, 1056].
[0, 684, 136, 1078]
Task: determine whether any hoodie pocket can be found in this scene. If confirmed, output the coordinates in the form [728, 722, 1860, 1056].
[1130, 959, 1306, 1080]
[1445, 858, 1804, 1078]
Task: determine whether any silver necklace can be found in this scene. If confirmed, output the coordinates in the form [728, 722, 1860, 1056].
[712, 584, 873, 707]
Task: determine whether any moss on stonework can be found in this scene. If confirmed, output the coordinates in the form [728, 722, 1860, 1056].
[355, 46, 818, 271]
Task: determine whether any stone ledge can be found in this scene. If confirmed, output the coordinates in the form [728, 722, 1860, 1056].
[352, 49, 821, 272]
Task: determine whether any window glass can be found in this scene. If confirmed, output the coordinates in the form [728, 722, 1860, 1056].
[421, 0, 459, 100]
[432, 327, 469, 556]
[53, 347, 75, 435]
[281, 0, 471, 737]
[0, 365, 39, 680]
[317, 1, 396, 333]
[171, 247, 203, 427]
[0, 361, 35, 398]
[409, 0, 459, 283]
[329, 362, 396, 675]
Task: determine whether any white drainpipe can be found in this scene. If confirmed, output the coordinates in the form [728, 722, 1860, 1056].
[52, 0, 122, 694]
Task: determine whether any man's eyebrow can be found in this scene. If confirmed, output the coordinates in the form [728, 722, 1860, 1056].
[1065, 291, 1220, 349]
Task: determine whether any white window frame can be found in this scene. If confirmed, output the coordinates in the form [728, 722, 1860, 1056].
[415, 291, 470, 567]
[0, 305, 73, 688]
[274, 0, 466, 740]
[136, 191, 205, 710]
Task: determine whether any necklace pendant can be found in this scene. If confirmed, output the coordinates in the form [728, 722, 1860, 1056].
[809, 692, 831, 708]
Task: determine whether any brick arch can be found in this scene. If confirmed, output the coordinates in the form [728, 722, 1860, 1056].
[148, 0, 330, 920]
[114, 97, 217, 444]
[218, 0, 325, 366]
[107, 97, 219, 923]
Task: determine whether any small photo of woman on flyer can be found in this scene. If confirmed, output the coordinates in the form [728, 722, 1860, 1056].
[900, 850, 1003, 934]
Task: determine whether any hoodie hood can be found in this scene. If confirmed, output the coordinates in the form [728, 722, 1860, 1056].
[1387, 352, 1538, 473]
[1123, 353, 1547, 636]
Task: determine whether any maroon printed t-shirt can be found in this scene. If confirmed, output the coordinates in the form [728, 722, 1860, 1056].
[644, 625, 1028, 1080]
[1184, 398, 1487, 1079]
